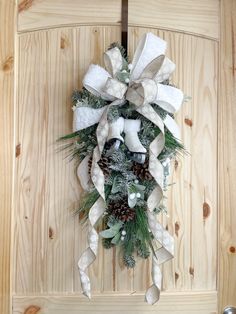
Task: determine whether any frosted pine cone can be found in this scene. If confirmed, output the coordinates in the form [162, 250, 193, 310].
[108, 201, 135, 222]
[132, 160, 153, 181]
[88, 154, 111, 177]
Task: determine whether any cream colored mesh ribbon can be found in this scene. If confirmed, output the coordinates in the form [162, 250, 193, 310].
[75, 33, 183, 304]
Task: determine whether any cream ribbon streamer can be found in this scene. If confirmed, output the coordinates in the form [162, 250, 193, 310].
[78, 197, 106, 298]
[77, 100, 125, 299]
[75, 33, 183, 304]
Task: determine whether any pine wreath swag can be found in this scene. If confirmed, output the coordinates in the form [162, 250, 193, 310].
[61, 33, 186, 304]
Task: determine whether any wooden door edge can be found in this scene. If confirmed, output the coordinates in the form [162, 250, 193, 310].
[218, 0, 236, 312]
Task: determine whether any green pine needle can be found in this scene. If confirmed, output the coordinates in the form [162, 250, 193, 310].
[74, 189, 100, 222]
[72, 88, 108, 108]
[121, 206, 151, 262]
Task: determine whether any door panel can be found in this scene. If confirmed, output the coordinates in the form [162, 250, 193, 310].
[14, 26, 121, 295]
[0, 0, 231, 313]
[18, 0, 121, 32]
[129, 28, 218, 292]
[129, 0, 219, 40]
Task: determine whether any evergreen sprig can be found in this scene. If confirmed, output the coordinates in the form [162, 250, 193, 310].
[59, 124, 97, 161]
[72, 88, 108, 109]
[75, 188, 100, 222]
[121, 206, 151, 266]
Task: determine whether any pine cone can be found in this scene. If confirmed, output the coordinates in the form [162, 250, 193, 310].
[123, 254, 136, 268]
[108, 201, 135, 222]
[88, 154, 111, 177]
[98, 155, 111, 177]
[88, 155, 93, 176]
[132, 160, 153, 181]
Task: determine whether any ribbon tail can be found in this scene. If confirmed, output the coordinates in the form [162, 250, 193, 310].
[78, 100, 125, 298]
[164, 114, 181, 140]
[78, 197, 106, 298]
[136, 103, 174, 305]
[145, 256, 161, 305]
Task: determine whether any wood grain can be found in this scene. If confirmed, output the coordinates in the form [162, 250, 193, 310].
[129, 27, 218, 292]
[218, 0, 236, 311]
[13, 292, 217, 314]
[129, 0, 219, 40]
[0, 0, 15, 313]
[18, 0, 121, 32]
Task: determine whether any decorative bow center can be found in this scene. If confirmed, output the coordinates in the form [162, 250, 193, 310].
[126, 78, 158, 107]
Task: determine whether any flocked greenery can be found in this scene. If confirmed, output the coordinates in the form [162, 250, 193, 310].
[60, 42, 186, 269]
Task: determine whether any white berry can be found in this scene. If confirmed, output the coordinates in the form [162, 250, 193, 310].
[121, 230, 126, 235]
[121, 236, 125, 241]
[129, 193, 136, 200]
[134, 179, 139, 184]
[136, 192, 141, 198]
[125, 78, 130, 83]
[128, 63, 133, 70]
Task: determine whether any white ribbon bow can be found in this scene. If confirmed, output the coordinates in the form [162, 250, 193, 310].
[76, 32, 183, 305]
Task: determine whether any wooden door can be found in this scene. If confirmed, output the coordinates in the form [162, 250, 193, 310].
[0, 1, 236, 313]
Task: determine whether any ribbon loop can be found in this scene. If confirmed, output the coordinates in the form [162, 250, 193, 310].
[154, 57, 176, 83]
[104, 47, 123, 76]
[155, 83, 183, 113]
[140, 54, 165, 79]
[83, 64, 114, 101]
[104, 77, 127, 100]
[130, 33, 167, 81]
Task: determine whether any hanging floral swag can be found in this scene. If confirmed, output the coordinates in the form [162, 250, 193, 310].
[60, 33, 187, 304]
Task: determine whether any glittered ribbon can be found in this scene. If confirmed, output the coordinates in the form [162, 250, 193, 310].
[75, 32, 183, 304]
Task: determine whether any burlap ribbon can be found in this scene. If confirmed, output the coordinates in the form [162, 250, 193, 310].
[75, 33, 183, 304]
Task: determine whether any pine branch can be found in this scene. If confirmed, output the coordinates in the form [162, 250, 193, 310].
[121, 206, 152, 266]
[72, 88, 108, 109]
[58, 124, 97, 161]
[74, 189, 100, 222]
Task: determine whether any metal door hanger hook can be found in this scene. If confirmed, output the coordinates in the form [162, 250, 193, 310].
[223, 307, 236, 314]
